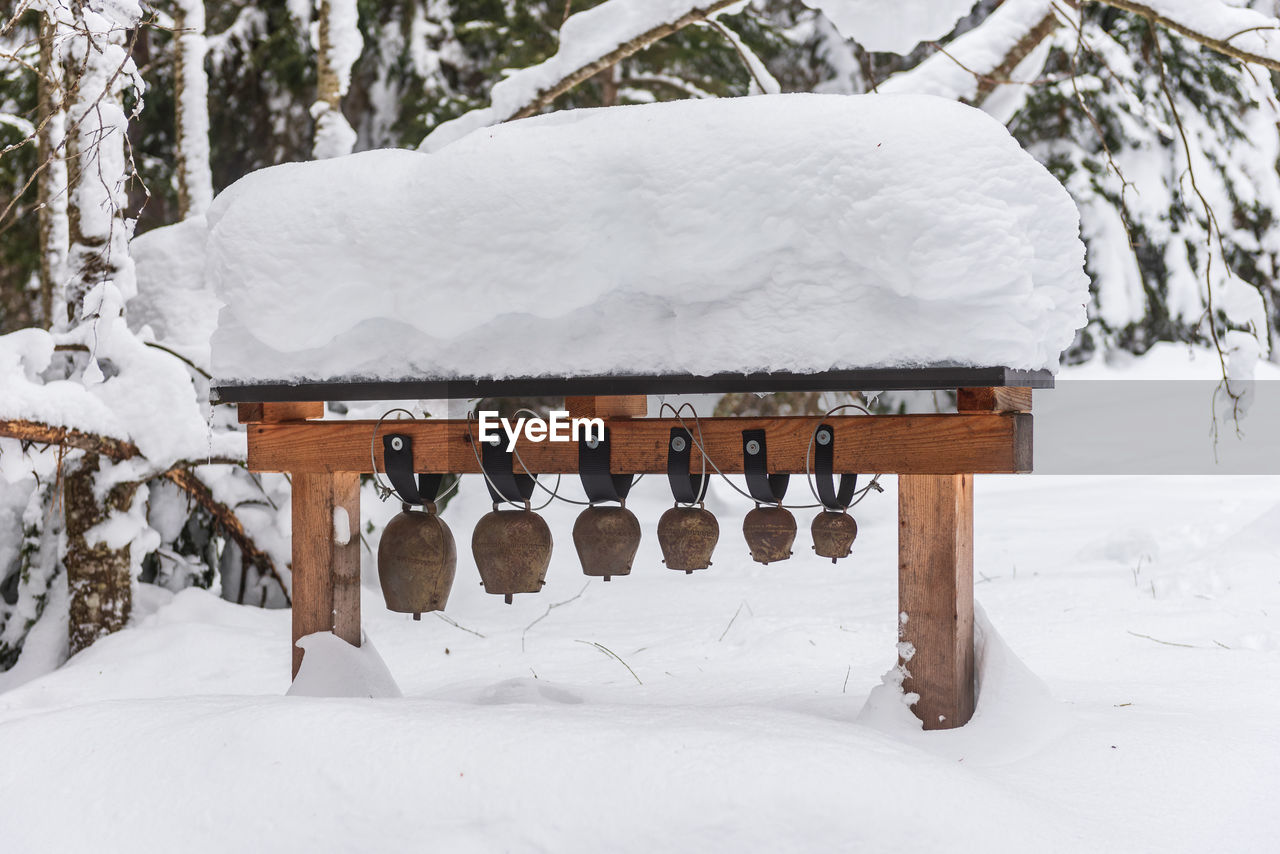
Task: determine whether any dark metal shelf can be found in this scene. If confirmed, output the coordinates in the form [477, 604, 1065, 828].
[214, 366, 1054, 403]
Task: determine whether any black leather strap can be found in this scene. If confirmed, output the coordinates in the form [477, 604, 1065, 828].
[667, 428, 709, 505]
[579, 426, 632, 504]
[742, 429, 789, 504]
[382, 434, 443, 507]
[481, 434, 536, 505]
[813, 422, 857, 511]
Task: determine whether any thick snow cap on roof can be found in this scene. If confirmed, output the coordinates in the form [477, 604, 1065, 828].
[208, 94, 1088, 386]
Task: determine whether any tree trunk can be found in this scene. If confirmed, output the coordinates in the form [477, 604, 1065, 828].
[64, 453, 138, 654]
[36, 11, 68, 329]
[174, 1, 214, 218]
[312, 0, 360, 159]
[61, 0, 142, 651]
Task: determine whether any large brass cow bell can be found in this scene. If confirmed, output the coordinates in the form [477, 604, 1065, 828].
[811, 510, 857, 563]
[378, 504, 457, 619]
[573, 504, 641, 581]
[472, 505, 553, 603]
[658, 504, 719, 573]
[743, 505, 796, 565]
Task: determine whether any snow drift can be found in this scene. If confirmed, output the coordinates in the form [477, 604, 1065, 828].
[208, 94, 1088, 386]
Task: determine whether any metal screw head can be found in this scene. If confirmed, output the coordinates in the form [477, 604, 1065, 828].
[586, 438, 601, 449]
[390, 436, 405, 451]
[484, 433, 501, 446]
[816, 429, 832, 446]
[745, 439, 761, 456]
[671, 435, 688, 453]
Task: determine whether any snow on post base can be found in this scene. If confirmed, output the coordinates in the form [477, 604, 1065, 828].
[287, 632, 402, 699]
[208, 94, 1088, 386]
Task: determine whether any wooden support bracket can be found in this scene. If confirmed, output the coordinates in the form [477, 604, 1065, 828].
[958, 386, 1033, 413]
[565, 395, 648, 419]
[239, 401, 325, 424]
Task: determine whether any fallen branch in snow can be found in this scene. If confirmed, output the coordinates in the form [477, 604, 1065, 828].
[0, 417, 288, 603]
[523, 580, 590, 651]
[718, 599, 752, 642]
[575, 639, 643, 685]
[1126, 630, 1197, 648]
[434, 612, 485, 638]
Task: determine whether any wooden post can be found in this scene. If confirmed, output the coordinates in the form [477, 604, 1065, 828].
[897, 473, 975, 729]
[291, 471, 361, 677]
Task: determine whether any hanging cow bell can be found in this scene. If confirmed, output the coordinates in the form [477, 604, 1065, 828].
[743, 505, 796, 565]
[376, 432, 456, 619]
[661, 427, 718, 572]
[472, 505, 553, 604]
[658, 504, 719, 573]
[740, 429, 794, 564]
[808, 422, 860, 563]
[811, 510, 857, 563]
[378, 504, 457, 619]
[573, 505, 641, 581]
[574, 428, 641, 581]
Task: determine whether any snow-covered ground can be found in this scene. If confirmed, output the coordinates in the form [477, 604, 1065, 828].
[1, 467, 1276, 852]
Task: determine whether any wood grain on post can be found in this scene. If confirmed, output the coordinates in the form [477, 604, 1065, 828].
[564, 395, 648, 419]
[898, 473, 975, 730]
[290, 471, 361, 677]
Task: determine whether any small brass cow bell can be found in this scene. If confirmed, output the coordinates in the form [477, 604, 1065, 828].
[573, 505, 641, 581]
[378, 506, 457, 619]
[472, 506, 553, 603]
[811, 511, 858, 563]
[743, 505, 796, 565]
[657, 505, 719, 573]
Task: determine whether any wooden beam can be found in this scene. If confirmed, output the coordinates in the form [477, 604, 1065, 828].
[898, 473, 975, 730]
[958, 387, 1033, 413]
[565, 395, 648, 418]
[247, 414, 1032, 475]
[290, 471, 361, 677]
[238, 401, 325, 424]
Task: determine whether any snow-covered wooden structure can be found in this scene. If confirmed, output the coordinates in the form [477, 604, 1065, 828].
[210, 94, 1088, 729]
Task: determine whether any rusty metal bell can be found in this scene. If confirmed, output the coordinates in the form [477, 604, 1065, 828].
[471, 506, 553, 603]
[573, 505, 641, 581]
[657, 505, 719, 573]
[378, 507, 457, 619]
[811, 511, 857, 563]
[743, 505, 796, 565]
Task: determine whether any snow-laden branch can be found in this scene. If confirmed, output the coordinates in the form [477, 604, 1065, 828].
[420, 0, 745, 152]
[1093, 0, 1280, 72]
[880, 0, 1060, 105]
[801, 0, 980, 55]
[0, 417, 288, 603]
